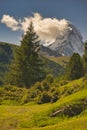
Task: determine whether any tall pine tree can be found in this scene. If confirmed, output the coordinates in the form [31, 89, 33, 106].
[6, 22, 45, 88]
[66, 53, 84, 80]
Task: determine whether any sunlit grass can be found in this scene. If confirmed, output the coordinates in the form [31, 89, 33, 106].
[0, 88, 87, 130]
[0, 78, 87, 130]
[47, 56, 70, 66]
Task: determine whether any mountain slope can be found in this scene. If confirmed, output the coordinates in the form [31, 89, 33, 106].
[0, 42, 17, 85]
[0, 42, 65, 85]
[40, 23, 84, 56]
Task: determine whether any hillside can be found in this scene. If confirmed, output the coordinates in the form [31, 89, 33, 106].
[0, 42, 66, 85]
[0, 42, 15, 84]
[45, 55, 70, 66]
[0, 42, 18, 85]
[0, 78, 87, 130]
[0, 1, 86, 130]
[0, 42, 87, 130]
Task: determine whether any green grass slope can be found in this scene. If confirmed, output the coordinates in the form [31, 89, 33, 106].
[46, 56, 70, 66]
[0, 79, 87, 130]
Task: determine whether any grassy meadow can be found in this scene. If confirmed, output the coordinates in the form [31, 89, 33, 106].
[0, 78, 87, 130]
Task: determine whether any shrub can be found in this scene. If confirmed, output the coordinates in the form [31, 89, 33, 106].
[46, 74, 54, 84]
[50, 90, 59, 103]
[4, 85, 12, 91]
[51, 95, 58, 103]
[21, 93, 30, 104]
[41, 80, 50, 91]
[37, 91, 52, 104]
[34, 82, 43, 91]
[59, 80, 69, 86]
[30, 91, 38, 98]
[84, 73, 87, 81]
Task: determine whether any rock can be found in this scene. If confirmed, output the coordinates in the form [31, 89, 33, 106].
[40, 23, 84, 57]
[50, 104, 84, 117]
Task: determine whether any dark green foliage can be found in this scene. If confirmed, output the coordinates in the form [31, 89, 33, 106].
[66, 53, 84, 80]
[83, 42, 87, 73]
[44, 58, 64, 77]
[50, 93, 58, 103]
[38, 91, 52, 104]
[0, 85, 27, 104]
[84, 73, 87, 82]
[0, 42, 65, 86]
[41, 80, 50, 91]
[33, 82, 43, 91]
[0, 42, 17, 85]
[46, 74, 54, 84]
[50, 103, 85, 117]
[0, 42, 14, 63]
[21, 93, 30, 104]
[6, 22, 45, 88]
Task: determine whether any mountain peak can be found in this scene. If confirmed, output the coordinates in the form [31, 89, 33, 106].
[40, 23, 84, 56]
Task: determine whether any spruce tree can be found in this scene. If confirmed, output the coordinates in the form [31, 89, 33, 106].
[66, 53, 84, 80]
[6, 22, 45, 88]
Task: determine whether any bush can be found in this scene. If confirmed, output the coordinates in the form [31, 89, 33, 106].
[30, 91, 38, 98]
[21, 93, 30, 104]
[51, 95, 58, 103]
[0, 85, 28, 104]
[59, 80, 69, 86]
[41, 80, 49, 91]
[84, 73, 87, 81]
[4, 85, 12, 91]
[34, 82, 43, 91]
[37, 91, 52, 104]
[50, 90, 59, 103]
[46, 74, 54, 84]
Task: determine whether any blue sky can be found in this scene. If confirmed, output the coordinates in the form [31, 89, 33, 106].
[0, 0, 87, 44]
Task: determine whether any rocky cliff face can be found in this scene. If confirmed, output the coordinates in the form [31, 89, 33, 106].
[40, 23, 84, 57]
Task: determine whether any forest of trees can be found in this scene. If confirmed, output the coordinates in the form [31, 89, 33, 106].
[66, 42, 87, 80]
[66, 53, 84, 80]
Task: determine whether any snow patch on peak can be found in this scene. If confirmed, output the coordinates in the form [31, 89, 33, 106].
[42, 40, 56, 47]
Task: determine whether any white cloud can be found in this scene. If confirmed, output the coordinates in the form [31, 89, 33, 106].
[1, 13, 72, 42]
[20, 13, 72, 42]
[1, 14, 19, 31]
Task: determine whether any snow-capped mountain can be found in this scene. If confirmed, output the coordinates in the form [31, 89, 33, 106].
[40, 23, 84, 56]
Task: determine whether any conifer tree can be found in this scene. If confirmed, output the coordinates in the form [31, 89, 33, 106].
[66, 53, 84, 80]
[6, 22, 45, 87]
